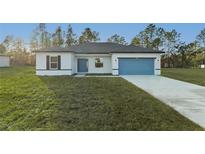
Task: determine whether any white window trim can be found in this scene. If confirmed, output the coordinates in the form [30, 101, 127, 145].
[50, 56, 58, 70]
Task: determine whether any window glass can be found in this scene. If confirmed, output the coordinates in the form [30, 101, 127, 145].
[50, 56, 58, 69]
[95, 58, 103, 68]
[51, 57, 58, 62]
[51, 63, 58, 69]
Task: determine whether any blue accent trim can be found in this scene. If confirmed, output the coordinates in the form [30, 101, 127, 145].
[155, 68, 161, 70]
[112, 69, 118, 70]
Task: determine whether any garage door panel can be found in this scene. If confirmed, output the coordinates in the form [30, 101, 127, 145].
[119, 58, 154, 75]
[119, 58, 136, 75]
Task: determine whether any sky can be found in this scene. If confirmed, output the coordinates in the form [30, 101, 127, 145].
[0, 23, 204, 45]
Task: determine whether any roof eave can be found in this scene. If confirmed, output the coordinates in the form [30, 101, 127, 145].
[110, 51, 165, 53]
[75, 52, 109, 54]
[34, 50, 74, 53]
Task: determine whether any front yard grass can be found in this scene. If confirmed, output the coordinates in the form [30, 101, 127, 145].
[0, 67, 203, 130]
[162, 68, 205, 86]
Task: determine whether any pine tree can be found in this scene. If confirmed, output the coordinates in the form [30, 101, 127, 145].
[78, 28, 100, 44]
[107, 34, 127, 45]
[52, 26, 64, 47]
[65, 24, 77, 47]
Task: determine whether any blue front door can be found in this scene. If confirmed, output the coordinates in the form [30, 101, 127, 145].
[78, 59, 88, 73]
[119, 58, 154, 75]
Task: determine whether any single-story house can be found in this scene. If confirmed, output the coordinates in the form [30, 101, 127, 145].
[0, 55, 10, 67]
[35, 42, 164, 76]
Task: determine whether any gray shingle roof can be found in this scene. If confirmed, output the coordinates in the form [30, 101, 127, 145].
[35, 42, 164, 53]
[36, 46, 74, 52]
[67, 42, 125, 54]
[110, 45, 163, 53]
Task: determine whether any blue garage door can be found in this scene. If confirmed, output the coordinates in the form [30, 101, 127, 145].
[119, 58, 154, 75]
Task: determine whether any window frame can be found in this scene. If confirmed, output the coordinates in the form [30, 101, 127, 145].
[50, 56, 58, 70]
[95, 57, 104, 68]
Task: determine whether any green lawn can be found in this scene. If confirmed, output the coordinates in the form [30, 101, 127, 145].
[0, 67, 203, 130]
[162, 68, 205, 86]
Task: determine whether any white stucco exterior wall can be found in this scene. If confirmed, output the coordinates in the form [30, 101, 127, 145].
[0, 56, 10, 67]
[35, 52, 162, 76]
[111, 53, 161, 75]
[75, 54, 112, 74]
[36, 52, 73, 76]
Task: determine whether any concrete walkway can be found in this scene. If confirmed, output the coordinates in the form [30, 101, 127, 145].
[122, 75, 205, 128]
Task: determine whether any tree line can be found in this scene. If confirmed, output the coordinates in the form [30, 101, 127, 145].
[0, 23, 204, 67]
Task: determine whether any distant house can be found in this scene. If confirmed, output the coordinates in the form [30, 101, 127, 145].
[35, 42, 164, 76]
[0, 55, 10, 67]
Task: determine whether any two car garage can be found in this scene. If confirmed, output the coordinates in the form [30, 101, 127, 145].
[110, 45, 163, 76]
[118, 58, 155, 75]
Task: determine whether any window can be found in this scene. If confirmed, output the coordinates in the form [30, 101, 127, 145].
[50, 56, 58, 69]
[95, 57, 103, 68]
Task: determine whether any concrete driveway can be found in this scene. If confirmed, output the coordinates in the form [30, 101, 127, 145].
[122, 75, 205, 128]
